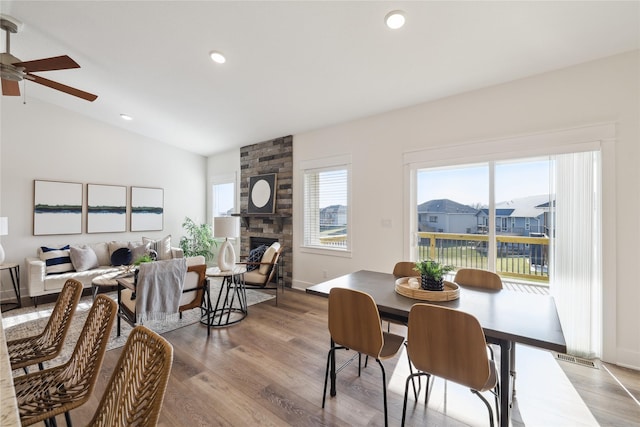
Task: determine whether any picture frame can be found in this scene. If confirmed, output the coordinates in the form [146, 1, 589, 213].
[33, 180, 83, 235]
[248, 173, 277, 214]
[87, 184, 127, 233]
[130, 186, 164, 231]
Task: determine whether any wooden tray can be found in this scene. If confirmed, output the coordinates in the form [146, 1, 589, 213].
[395, 277, 460, 301]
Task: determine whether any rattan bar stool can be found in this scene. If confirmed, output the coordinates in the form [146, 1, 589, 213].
[13, 295, 117, 426]
[87, 325, 173, 426]
[7, 279, 83, 374]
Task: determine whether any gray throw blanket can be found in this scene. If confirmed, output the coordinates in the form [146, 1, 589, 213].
[135, 258, 187, 323]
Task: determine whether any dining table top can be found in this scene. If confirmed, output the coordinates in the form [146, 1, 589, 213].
[306, 269, 567, 353]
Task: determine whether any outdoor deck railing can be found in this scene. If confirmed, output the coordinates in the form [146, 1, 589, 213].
[318, 231, 550, 284]
[417, 231, 550, 283]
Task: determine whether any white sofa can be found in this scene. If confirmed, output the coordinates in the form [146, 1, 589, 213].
[26, 238, 183, 303]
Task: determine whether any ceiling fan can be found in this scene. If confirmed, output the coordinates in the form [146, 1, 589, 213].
[0, 15, 97, 102]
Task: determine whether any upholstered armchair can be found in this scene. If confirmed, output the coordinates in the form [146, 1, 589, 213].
[238, 242, 283, 305]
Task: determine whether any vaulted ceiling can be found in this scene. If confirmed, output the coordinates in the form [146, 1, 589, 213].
[1, 1, 638, 156]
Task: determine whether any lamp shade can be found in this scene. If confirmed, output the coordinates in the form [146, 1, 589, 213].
[0, 217, 7, 236]
[213, 216, 239, 239]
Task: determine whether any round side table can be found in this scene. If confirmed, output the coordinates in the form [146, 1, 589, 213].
[204, 266, 247, 327]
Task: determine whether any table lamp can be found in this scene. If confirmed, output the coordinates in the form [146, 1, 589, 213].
[0, 217, 7, 265]
[214, 216, 240, 272]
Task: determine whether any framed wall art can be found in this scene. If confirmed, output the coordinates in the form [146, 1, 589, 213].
[130, 186, 164, 231]
[248, 173, 277, 214]
[87, 184, 127, 233]
[33, 180, 83, 235]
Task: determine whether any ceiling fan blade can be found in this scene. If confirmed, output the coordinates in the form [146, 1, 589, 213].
[2, 78, 20, 96]
[13, 55, 80, 72]
[29, 74, 98, 102]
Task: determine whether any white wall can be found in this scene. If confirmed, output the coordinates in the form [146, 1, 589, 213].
[0, 97, 207, 297]
[293, 51, 639, 368]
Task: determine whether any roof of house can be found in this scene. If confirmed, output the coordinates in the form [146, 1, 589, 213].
[495, 194, 552, 218]
[417, 199, 479, 214]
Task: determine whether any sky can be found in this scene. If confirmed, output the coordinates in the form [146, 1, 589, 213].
[417, 159, 550, 206]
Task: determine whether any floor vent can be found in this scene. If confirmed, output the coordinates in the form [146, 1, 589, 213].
[556, 353, 598, 369]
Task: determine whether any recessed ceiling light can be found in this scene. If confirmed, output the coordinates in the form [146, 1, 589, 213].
[210, 51, 226, 64]
[385, 10, 406, 29]
[120, 114, 133, 121]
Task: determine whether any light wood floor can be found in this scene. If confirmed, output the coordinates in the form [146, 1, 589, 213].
[54, 289, 640, 426]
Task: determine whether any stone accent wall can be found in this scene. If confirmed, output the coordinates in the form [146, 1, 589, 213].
[239, 135, 292, 287]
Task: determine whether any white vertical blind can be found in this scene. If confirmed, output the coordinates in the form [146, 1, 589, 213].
[551, 150, 602, 358]
[303, 167, 348, 250]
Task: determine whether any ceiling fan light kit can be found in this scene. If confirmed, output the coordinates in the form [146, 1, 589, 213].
[0, 14, 98, 101]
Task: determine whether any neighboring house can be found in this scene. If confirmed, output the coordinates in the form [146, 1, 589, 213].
[320, 204, 347, 230]
[479, 194, 552, 236]
[417, 199, 479, 233]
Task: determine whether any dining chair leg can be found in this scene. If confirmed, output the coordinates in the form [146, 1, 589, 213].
[322, 347, 334, 408]
[375, 359, 390, 427]
[64, 410, 72, 427]
[405, 342, 420, 401]
[471, 390, 496, 427]
[401, 371, 429, 427]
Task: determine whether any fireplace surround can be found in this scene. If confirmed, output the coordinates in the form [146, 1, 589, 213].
[239, 136, 292, 288]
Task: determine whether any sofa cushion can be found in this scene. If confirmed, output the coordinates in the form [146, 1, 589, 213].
[40, 245, 74, 274]
[129, 242, 151, 263]
[69, 245, 99, 272]
[108, 241, 129, 257]
[111, 247, 132, 266]
[246, 244, 267, 272]
[143, 235, 172, 260]
[89, 242, 111, 266]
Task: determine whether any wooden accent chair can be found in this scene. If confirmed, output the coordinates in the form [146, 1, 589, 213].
[238, 242, 283, 306]
[13, 295, 117, 426]
[118, 256, 209, 336]
[87, 326, 173, 427]
[323, 287, 405, 427]
[7, 279, 83, 374]
[393, 261, 416, 278]
[401, 303, 499, 427]
[453, 268, 514, 398]
[453, 268, 503, 290]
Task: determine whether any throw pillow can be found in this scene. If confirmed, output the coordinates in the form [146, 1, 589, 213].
[246, 244, 267, 272]
[259, 244, 279, 275]
[143, 235, 172, 260]
[40, 245, 74, 274]
[69, 245, 99, 272]
[128, 242, 151, 263]
[111, 247, 132, 266]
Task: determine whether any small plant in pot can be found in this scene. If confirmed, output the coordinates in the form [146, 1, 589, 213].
[414, 259, 455, 291]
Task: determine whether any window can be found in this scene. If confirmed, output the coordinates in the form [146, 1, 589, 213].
[302, 156, 350, 252]
[428, 216, 438, 223]
[211, 174, 236, 218]
[405, 123, 612, 358]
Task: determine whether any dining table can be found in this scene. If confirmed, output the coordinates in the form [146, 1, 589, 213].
[306, 270, 567, 427]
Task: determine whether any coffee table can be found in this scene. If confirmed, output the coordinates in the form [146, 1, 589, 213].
[92, 269, 132, 300]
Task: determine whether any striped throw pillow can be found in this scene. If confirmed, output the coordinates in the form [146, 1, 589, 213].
[40, 245, 75, 274]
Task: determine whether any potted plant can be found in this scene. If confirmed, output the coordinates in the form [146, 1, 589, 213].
[179, 217, 217, 261]
[414, 259, 455, 291]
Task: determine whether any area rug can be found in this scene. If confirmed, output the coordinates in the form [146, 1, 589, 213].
[2, 282, 274, 372]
